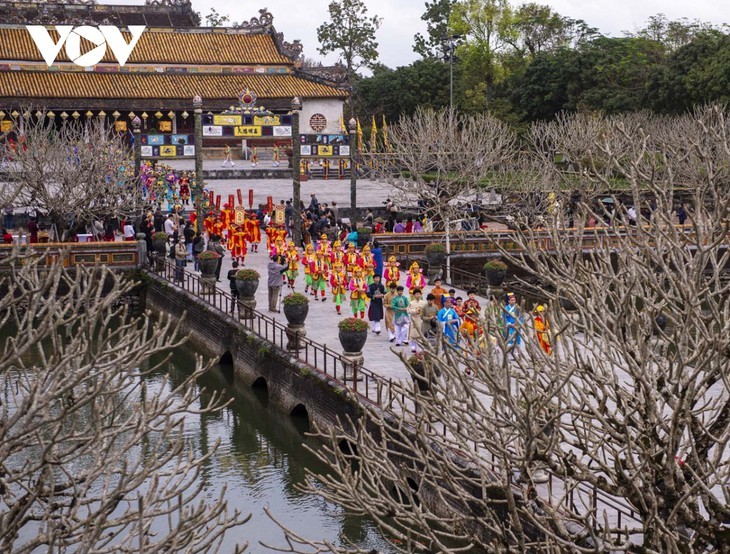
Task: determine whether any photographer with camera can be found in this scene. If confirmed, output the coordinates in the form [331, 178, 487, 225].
[267, 254, 289, 312]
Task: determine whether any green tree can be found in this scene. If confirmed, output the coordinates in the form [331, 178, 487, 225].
[449, 0, 511, 109]
[413, 0, 457, 59]
[647, 30, 730, 113]
[626, 13, 724, 52]
[317, 0, 382, 96]
[355, 58, 450, 121]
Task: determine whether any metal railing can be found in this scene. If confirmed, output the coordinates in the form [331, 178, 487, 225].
[148, 257, 395, 406]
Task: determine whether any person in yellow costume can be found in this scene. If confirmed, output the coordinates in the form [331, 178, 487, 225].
[405, 261, 426, 298]
[360, 244, 375, 285]
[301, 243, 316, 294]
[329, 260, 348, 315]
[284, 241, 299, 289]
[383, 255, 400, 288]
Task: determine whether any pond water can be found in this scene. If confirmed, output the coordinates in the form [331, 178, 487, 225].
[151, 342, 393, 553]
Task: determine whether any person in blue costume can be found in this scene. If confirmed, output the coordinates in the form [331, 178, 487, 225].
[437, 295, 461, 346]
[503, 292, 523, 347]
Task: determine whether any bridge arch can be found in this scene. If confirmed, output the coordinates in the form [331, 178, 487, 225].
[290, 403, 310, 432]
[218, 351, 234, 382]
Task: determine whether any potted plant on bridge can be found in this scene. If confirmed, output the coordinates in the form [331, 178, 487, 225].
[338, 317, 368, 353]
[338, 317, 368, 381]
[151, 231, 168, 255]
[283, 292, 309, 325]
[424, 243, 446, 282]
[235, 268, 260, 298]
[196, 250, 220, 279]
[484, 259, 508, 286]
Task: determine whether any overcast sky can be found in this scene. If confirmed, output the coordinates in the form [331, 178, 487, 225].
[114, 0, 727, 69]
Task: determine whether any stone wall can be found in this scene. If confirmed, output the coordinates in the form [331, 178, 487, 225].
[144, 276, 361, 432]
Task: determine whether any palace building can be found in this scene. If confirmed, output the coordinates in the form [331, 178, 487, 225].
[0, 1, 348, 159]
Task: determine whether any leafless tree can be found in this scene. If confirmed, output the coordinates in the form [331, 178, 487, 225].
[283, 107, 729, 552]
[0, 111, 143, 240]
[364, 107, 518, 228]
[0, 250, 248, 552]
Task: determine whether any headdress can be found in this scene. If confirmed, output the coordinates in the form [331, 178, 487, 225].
[535, 304, 545, 312]
[347, 242, 356, 249]
[388, 255, 397, 263]
[362, 244, 371, 252]
[320, 233, 328, 240]
[333, 240, 341, 247]
[333, 260, 344, 270]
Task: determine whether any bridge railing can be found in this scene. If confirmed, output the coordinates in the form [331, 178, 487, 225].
[373, 223, 700, 259]
[149, 257, 395, 406]
[0, 241, 140, 268]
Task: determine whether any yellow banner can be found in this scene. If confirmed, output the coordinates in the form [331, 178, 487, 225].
[318, 145, 333, 156]
[254, 115, 280, 126]
[114, 120, 127, 132]
[160, 145, 177, 157]
[214, 114, 242, 126]
[234, 126, 262, 137]
[1, 120, 13, 132]
[158, 121, 172, 132]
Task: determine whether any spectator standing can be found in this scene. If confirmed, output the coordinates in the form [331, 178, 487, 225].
[267, 255, 288, 312]
[227, 260, 240, 316]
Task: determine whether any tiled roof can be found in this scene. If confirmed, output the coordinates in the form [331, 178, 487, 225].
[0, 27, 291, 65]
[0, 71, 347, 99]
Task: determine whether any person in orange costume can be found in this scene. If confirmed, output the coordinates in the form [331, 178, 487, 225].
[212, 217, 224, 240]
[533, 305, 552, 355]
[245, 213, 261, 252]
[383, 255, 400, 289]
[228, 224, 248, 265]
[203, 213, 215, 238]
[265, 224, 277, 254]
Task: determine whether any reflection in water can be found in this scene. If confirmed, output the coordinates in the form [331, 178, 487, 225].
[147, 343, 392, 553]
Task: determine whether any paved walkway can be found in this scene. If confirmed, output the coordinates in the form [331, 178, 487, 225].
[162, 158, 403, 209]
[212, 242, 482, 384]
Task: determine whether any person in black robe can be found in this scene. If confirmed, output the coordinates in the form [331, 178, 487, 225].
[366, 274, 386, 334]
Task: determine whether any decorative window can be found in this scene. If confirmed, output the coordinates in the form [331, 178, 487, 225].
[309, 113, 327, 133]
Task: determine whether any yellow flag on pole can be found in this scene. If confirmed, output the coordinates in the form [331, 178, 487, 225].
[356, 118, 363, 152]
[382, 114, 389, 150]
[370, 115, 377, 150]
[339, 115, 346, 133]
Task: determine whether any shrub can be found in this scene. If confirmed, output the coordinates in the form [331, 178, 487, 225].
[338, 317, 369, 332]
[425, 243, 446, 253]
[484, 259, 507, 271]
[235, 269, 260, 280]
[283, 292, 309, 305]
[152, 231, 168, 241]
[197, 250, 221, 260]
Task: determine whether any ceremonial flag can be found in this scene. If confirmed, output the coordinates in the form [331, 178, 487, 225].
[370, 115, 377, 151]
[237, 188, 243, 206]
[339, 115, 346, 133]
[356, 118, 363, 152]
[382, 114, 389, 150]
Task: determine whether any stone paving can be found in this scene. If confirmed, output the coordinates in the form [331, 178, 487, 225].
[211, 240, 484, 386]
[161, 158, 404, 209]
